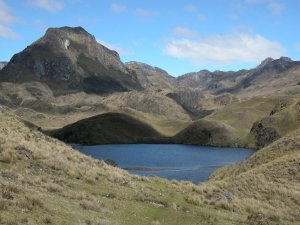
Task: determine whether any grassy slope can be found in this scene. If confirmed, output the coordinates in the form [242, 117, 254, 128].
[46, 94, 300, 149]
[0, 82, 191, 136]
[173, 96, 283, 147]
[1, 111, 249, 225]
[50, 112, 166, 144]
[1, 109, 300, 225]
[209, 127, 300, 222]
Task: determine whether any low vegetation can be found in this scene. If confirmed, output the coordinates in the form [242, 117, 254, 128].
[1, 106, 300, 224]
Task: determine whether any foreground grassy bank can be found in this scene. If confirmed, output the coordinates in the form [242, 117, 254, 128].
[0, 110, 299, 225]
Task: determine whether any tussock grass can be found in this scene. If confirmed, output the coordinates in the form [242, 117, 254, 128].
[1, 109, 300, 224]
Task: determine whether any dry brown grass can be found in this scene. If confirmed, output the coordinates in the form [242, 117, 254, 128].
[0, 147, 18, 163]
[80, 199, 101, 212]
[0, 109, 299, 224]
[22, 194, 44, 210]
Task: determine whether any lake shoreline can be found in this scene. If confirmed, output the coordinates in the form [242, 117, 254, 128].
[74, 144, 254, 184]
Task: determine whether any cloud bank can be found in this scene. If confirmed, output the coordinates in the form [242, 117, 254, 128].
[164, 33, 286, 66]
[28, 0, 64, 13]
[0, 0, 18, 39]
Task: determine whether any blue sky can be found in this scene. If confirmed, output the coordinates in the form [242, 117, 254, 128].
[0, 0, 300, 76]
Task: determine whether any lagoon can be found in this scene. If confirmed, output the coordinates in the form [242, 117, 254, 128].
[77, 144, 253, 184]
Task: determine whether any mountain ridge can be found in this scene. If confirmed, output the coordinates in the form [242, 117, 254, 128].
[0, 26, 142, 95]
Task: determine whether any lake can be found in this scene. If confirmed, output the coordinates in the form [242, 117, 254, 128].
[76, 144, 254, 184]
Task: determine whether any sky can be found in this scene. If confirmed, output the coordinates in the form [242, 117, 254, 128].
[0, 0, 300, 76]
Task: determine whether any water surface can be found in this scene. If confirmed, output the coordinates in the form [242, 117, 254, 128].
[77, 144, 253, 184]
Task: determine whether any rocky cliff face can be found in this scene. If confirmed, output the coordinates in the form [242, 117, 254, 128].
[0, 62, 7, 70]
[176, 57, 300, 96]
[125, 61, 175, 90]
[217, 57, 300, 95]
[0, 27, 142, 95]
[176, 69, 247, 92]
[250, 121, 281, 149]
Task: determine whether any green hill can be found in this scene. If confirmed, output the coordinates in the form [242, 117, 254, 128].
[50, 112, 166, 144]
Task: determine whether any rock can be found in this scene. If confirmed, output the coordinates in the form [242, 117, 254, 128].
[103, 159, 118, 167]
[0, 62, 8, 70]
[0, 26, 142, 95]
[250, 122, 281, 149]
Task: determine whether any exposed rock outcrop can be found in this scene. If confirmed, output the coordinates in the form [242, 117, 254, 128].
[126, 61, 175, 91]
[0, 62, 7, 70]
[0, 27, 142, 95]
[250, 122, 281, 149]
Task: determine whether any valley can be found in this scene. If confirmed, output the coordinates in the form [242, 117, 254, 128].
[0, 26, 300, 225]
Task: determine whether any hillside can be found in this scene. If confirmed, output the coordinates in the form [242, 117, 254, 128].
[177, 57, 300, 97]
[125, 61, 176, 91]
[1, 103, 300, 225]
[0, 27, 142, 95]
[209, 126, 300, 222]
[50, 112, 166, 144]
[1, 24, 300, 225]
[0, 27, 300, 146]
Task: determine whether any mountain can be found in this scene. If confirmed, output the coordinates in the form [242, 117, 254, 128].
[1, 25, 300, 224]
[50, 112, 166, 144]
[176, 69, 247, 92]
[176, 57, 300, 97]
[125, 61, 176, 91]
[0, 27, 142, 95]
[1, 94, 300, 225]
[221, 57, 300, 96]
[0, 62, 7, 70]
[0, 26, 300, 149]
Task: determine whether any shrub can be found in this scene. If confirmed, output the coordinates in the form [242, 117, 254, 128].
[43, 216, 53, 224]
[0, 148, 17, 163]
[0, 199, 7, 210]
[20, 194, 43, 210]
[45, 183, 63, 193]
[80, 199, 100, 212]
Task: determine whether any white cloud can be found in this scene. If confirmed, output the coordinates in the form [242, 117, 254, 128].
[0, 0, 17, 24]
[172, 26, 197, 38]
[135, 8, 157, 17]
[28, 0, 64, 13]
[97, 39, 133, 56]
[245, 0, 285, 15]
[0, 24, 17, 39]
[111, 3, 126, 13]
[0, 0, 18, 39]
[184, 4, 197, 12]
[267, 1, 285, 15]
[164, 33, 286, 66]
[197, 13, 206, 22]
[183, 3, 206, 23]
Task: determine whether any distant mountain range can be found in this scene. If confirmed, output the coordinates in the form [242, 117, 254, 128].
[1, 26, 299, 224]
[0, 26, 300, 149]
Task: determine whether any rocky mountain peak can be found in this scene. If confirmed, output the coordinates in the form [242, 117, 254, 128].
[46, 26, 91, 37]
[279, 56, 293, 62]
[258, 56, 294, 70]
[126, 61, 170, 77]
[35, 26, 122, 68]
[248, 57, 297, 83]
[0, 26, 142, 95]
[258, 57, 274, 68]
